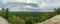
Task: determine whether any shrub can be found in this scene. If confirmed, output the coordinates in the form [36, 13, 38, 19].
[8, 16, 25, 24]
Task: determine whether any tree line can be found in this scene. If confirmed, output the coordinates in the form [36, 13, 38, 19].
[0, 8, 60, 24]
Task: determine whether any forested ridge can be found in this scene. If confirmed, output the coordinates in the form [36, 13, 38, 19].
[0, 8, 59, 24]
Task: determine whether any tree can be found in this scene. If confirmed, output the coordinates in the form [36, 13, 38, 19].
[5, 8, 9, 18]
[54, 8, 60, 15]
[8, 16, 25, 24]
[1, 8, 9, 19]
[1, 8, 5, 12]
[1, 8, 6, 17]
[25, 16, 34, 24]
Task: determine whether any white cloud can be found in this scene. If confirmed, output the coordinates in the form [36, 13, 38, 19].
[24, 5, 32, 9]
[1, 0, 26, 4]
[1, 0, 60, 12]
[39, 0, 60, 9]
[26, 0, 38, 3]
[39, 2, 50, 9]
[1, 0, 39, 4]
[9, 6, 21, 11]
[51, 2, 60, 8]
[9, 5, 28, 11]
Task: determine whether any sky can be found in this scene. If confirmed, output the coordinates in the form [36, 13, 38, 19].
[0, 0, 60, 12]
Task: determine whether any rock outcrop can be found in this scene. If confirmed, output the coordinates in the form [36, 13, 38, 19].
[39, 15, 60, 24]
[0, 16, 9, 24]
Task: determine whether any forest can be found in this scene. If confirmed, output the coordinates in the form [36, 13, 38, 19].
[0, 8, 60, 24]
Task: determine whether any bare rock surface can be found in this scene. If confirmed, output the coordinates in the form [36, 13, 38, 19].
[39, 15, 60, 24]
[0, 16, 9, 24]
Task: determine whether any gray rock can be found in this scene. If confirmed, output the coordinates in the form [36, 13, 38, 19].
[39, 15, 60, 24]
[0, 16, 9, 24]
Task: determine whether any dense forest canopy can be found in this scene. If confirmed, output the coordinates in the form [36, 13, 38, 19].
[0, 8, 60, 24]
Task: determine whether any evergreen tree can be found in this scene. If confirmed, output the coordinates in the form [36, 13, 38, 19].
[1, 8, 9, 19]
[54, 8, 60, 15]
[5, 8, 9, 18]
[1, 8, 6, 17]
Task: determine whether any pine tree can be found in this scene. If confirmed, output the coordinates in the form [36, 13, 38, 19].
[5, 8, 9, 18]
[1, 8, 5, 17]
[54, 8, 60, 15]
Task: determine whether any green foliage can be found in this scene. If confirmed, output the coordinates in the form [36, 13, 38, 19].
[40, 13, 50, 22]
[8, 16, 25, 24]
[5, 8, 9, 17]
[54, 8, 60, 15]
[1, 8, 6, 18]
[1, 8, 9, 19]
[24, 16, 34, 24]
[9, 12, 55, 23]
[1, 8, 60, 24]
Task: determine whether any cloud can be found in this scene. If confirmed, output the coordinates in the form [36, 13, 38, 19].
[1, 0, 26, 4]
[39, 0, 60, 9]
[1, 0, 38, 4]
[0, 0, 60, 12]
[39, 2, 50, 9]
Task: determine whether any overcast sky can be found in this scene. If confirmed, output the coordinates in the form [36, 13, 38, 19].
[1, 0, 60, 7]
[0, 0, 60, 12]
